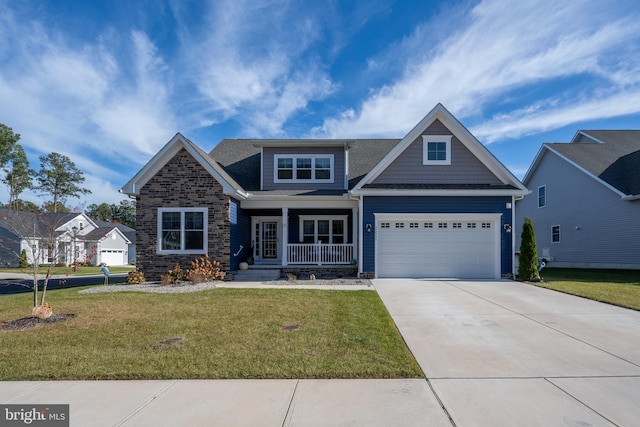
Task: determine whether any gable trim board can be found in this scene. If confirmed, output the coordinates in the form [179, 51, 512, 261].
[120, 133, 248, 200]
[523, 144, 636, 200]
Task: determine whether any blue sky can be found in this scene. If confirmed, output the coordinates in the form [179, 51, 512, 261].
[1, 0, 639, 208]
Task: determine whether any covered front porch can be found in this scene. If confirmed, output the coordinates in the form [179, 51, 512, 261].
[233, 198, 360, 270]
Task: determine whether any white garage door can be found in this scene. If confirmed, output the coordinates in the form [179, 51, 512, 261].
[376, 214, 501, 279]
[100, 250, 126, 266]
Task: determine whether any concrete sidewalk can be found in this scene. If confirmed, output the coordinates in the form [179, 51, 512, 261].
[2, 379, 449, 426]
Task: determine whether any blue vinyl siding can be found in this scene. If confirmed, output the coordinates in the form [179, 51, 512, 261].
[229, 199, 251, 271]
[362, 196, 513, 275]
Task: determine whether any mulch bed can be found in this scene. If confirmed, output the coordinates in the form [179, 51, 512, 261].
[1, 313, 75, 331]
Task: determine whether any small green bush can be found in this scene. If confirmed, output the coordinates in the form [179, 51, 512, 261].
[19, 249, 28, 268]
[519, 217, 540, 281]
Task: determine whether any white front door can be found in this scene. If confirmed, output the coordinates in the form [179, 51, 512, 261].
[252, 218, 281, 262]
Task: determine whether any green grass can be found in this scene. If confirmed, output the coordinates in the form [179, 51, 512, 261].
[0, 287, 423, 380]
[533, 268, 640, 310]
[0, 266, 135, 276]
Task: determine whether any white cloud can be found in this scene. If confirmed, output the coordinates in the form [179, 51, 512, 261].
[472, 88, 640, 143]
[314, 0, 640, 140]
[176, 0, 337, 135]
[92, 31, 176, 157]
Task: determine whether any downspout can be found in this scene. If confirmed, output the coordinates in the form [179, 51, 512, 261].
[346, 141, 363, 278]
[348, 192, 363, 278]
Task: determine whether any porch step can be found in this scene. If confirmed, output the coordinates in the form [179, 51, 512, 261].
[234, 269, 281, 282]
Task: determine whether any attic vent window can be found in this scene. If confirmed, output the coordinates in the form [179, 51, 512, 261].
[423, 135, 452, 165]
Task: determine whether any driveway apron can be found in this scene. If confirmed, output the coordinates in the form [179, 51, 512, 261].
[374, 279, 640, 427]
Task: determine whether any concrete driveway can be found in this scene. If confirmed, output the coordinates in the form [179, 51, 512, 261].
[374, 279, 640, 427]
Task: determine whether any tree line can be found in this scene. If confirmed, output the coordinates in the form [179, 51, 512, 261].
[1, 123, 135, 228]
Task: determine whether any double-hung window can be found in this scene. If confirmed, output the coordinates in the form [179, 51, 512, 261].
[423, 135, 452, 165]
[275, 155, 334, 183]
[551, 225, 560, 243]
[538, 185, 546, 208]
[158, 208, 208, 253]
[300, 216, 347, 244]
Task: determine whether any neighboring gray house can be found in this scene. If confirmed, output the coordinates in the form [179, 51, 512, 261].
[0, 209, 132, 267]
[516, 130, 640, 270]
[122, 103, 528, 280]
[95, 221, 136, 264]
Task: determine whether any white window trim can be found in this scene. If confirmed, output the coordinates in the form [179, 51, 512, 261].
[157, 207, 208, 254]
[538, 185, 546, 208]
[299, 215, 348, 244]
[274, 154, 334, 183]
[551, 224, 561, 243]
[423, 135, 452, 165]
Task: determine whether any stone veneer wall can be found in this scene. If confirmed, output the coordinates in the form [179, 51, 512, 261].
[136, 148, 230, 280]
[281, 266, 357, 279]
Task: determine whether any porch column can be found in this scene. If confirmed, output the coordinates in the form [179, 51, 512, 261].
[352, 207, 358, 263]
[282, 207, 288, 266]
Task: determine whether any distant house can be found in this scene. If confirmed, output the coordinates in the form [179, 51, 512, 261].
[516, 130, 640, 270]
[95, 221, 136, 264]
[122, 104, 528, 280]
[0, 209, 133, 267]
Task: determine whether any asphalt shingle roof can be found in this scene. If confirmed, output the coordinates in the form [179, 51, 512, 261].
[549, 130, 640, 196]
[209, 139, 401, 192]
[0, 209, 77, 237]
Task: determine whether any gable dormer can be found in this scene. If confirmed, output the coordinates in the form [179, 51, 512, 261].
[352, 103, 528, 196]
[252, 140, 349, 191]
[370, 119, 503, 185]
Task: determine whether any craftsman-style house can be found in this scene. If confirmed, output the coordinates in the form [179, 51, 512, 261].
[121, 104, 528, 280]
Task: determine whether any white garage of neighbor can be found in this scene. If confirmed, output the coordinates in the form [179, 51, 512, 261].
[100, 249, 127, 266]
[375, 213, 502, 279]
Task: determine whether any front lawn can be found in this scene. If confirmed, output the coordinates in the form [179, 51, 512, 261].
[0, 287, 423, 380]
[534, 268, 640, 310]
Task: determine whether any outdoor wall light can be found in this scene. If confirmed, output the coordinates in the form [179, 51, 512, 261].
[503, 224, 512, 233]
[366, 224, 372, 233]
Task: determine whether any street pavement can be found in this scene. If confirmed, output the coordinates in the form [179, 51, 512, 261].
[2, 279, 640, 426]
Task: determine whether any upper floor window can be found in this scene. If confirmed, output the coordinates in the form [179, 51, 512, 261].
[423, 135, 452, 165]
[538, 185, 546, 208]
[157, 208, 208, 254]
[275, 155, 334, 183]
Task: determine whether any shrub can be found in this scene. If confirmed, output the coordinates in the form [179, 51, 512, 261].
[19, 249, 28, 268]
[165, 263, 185, 284]
[186, 255, 225, 284]
[518, 217, 540, 281]
[126, 268, 146, 285]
